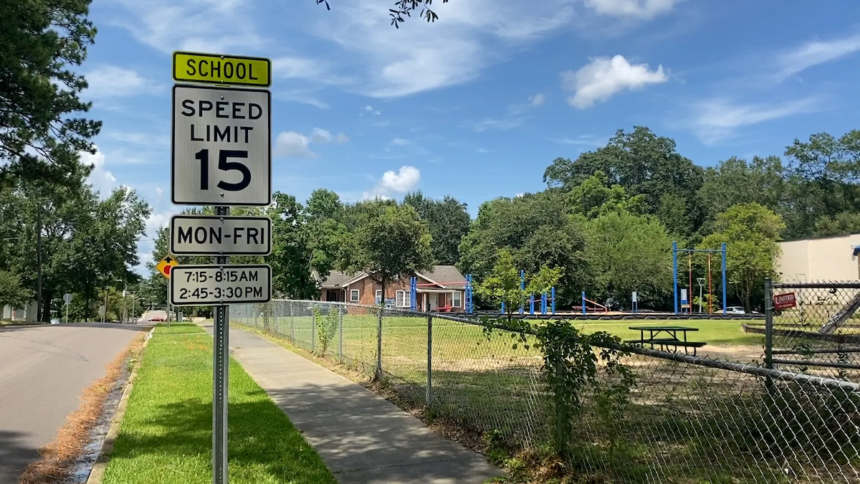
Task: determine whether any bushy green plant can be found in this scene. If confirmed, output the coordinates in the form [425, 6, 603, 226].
[315, 306, 340, 355]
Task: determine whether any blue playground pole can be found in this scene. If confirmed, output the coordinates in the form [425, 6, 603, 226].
[410, 277, 417, 311]
[581, 291, 586, 315]
[519, 270, 525, 315]
[672, 241, 679, 315]
[721, 243, 727, 315]
[529, 295, 534, 315]
[501, 302, 505, 314]
[541, 293, 547, 314]
[465, 274, 473, 314]
[551, 287, 556, 315]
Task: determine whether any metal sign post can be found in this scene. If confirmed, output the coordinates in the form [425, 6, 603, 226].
[63, 293, 72, 324]
[213, 205, 229, 484]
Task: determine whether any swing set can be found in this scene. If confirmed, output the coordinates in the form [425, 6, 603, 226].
[672, 241, 728, 315]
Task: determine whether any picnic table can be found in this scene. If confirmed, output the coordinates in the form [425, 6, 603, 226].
[625, 326, 706, 356]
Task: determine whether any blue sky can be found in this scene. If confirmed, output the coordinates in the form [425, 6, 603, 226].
[78, 0, 860, 273]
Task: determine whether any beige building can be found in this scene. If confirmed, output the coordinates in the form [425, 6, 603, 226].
[777, 233, 860, 283]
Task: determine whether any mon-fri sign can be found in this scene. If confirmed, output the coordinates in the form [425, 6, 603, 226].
[172, 84, 271, 206]
[774, 292, 797, 311]
[170, 215, 271, 256]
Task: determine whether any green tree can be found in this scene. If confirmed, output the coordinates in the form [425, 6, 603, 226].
[567, 171, 646, 219]
[543, 126, 704, 236]
[1, 0, 101, 187]
[584, 211, 673, 309]
[475, 249, 562, 322]
[814, 212, 860, 237]
[458, 191, 588, 306]
[267, 193, 316, 299]
[697, 156, 785, 224]
[338, 204, 433, 380]
[403, 191, 471, 265]
[700, 203, 785, 312]
[782, 131, 860, 237]
[0, 270, 32, 310]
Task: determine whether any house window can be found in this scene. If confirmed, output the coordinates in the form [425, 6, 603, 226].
[396, 290, 410, 308]
[375, 290, 382, 303]
[452, 291, 462, 308]
[350, 289, 360, 302]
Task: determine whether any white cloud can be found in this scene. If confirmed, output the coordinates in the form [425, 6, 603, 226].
[313, 0, 577, 98]
[107, 0, 264, 53]
[584, 0, 682, 19]
[275, 132, 316, 159]
[155, 186, 163, 198]
[273, 56, 326, 80]
[85, 66, 161, 99]
[562, 55, 667, 109]
[551, 134, 604, 145]
[477, 148, 492, 153]
[103, 131, 170, 149]
[472, 116, 526, 132]
[529, 93, 546, 106]
[363, 166, 421, 199]
[361, 105, 382, 116]
[390, 138, 411, 146]
[311, 128, 333, 144]
[80, 147, 117, 196]
[774, 33, 860, 81]
[276, 128, 348, 157]
[688, 97, 822, 144]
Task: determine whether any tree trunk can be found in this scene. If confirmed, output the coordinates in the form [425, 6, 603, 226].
[40, 290, 52, 322]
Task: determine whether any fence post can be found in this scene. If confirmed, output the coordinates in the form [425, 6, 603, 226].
[339, 304, 344, 361]
[426, 306, 433, 406]
[312, 305, 317, 353]
[764, 278, 774, 391]
[375, 305, 384, 381]
[289, 301, 295, 343]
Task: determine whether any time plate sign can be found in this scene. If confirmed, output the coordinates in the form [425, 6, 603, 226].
[170, 264, 271, 306]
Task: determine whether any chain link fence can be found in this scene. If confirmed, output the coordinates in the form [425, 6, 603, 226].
[232, 291, 860, 483]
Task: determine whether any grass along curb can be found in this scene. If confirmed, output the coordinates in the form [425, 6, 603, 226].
[18, 332, 147, 484]
[86, 327, 155, 484]
[101, 323, 335, 484]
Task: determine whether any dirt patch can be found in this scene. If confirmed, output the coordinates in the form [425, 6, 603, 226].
[18, 334, 145, 484]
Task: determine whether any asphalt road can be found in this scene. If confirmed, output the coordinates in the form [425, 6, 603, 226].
[0, 323, 150, 483]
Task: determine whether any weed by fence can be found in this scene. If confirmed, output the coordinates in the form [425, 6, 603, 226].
[232, 296, 860, 483]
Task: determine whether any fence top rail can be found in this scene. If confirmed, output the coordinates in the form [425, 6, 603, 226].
[772, 281, 860, 289]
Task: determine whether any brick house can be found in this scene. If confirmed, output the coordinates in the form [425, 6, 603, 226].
[315, 265, 467, 311]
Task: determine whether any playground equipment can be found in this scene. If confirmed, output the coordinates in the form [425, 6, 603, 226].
[672, 241, 727, 315]
[577, 292, 607, 314]
[409, 275, 473, 313]
[499, 270, 557, 316]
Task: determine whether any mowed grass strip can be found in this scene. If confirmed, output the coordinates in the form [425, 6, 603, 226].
[102, 323, 336, 484]
[570, 319, 764, 345]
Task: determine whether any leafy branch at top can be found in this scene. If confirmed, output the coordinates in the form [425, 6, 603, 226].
[316, 0, 449, 28]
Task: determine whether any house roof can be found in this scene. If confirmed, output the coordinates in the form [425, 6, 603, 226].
[314, 270, 361, 288]
[314, 265, 466, 289]
[420, 265, 466, 287]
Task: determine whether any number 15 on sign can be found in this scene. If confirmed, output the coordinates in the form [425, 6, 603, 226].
[172, 85, 271, 206]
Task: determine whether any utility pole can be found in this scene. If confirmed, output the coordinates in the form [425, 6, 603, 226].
[36, 203, 42, 322]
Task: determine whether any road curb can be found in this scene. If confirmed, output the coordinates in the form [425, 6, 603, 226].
[85, 327, 155, 484]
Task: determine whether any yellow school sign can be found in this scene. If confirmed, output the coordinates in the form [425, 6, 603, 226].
[172, 51, 271, 87]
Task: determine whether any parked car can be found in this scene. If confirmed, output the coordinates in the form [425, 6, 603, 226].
[725, 306, 745, 314]
[50, 318, 61, 325]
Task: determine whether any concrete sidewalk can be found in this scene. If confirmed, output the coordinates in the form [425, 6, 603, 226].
[200, 323, 503, 484]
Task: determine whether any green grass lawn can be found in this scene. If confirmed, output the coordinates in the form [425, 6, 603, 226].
[101, 323, 336, 484]
[568, 319, 764, 346]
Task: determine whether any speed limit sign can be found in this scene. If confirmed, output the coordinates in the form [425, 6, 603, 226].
[171, 84, 271, 206]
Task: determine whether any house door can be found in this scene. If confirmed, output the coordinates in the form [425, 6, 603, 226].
[326, 290, 344, 302]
